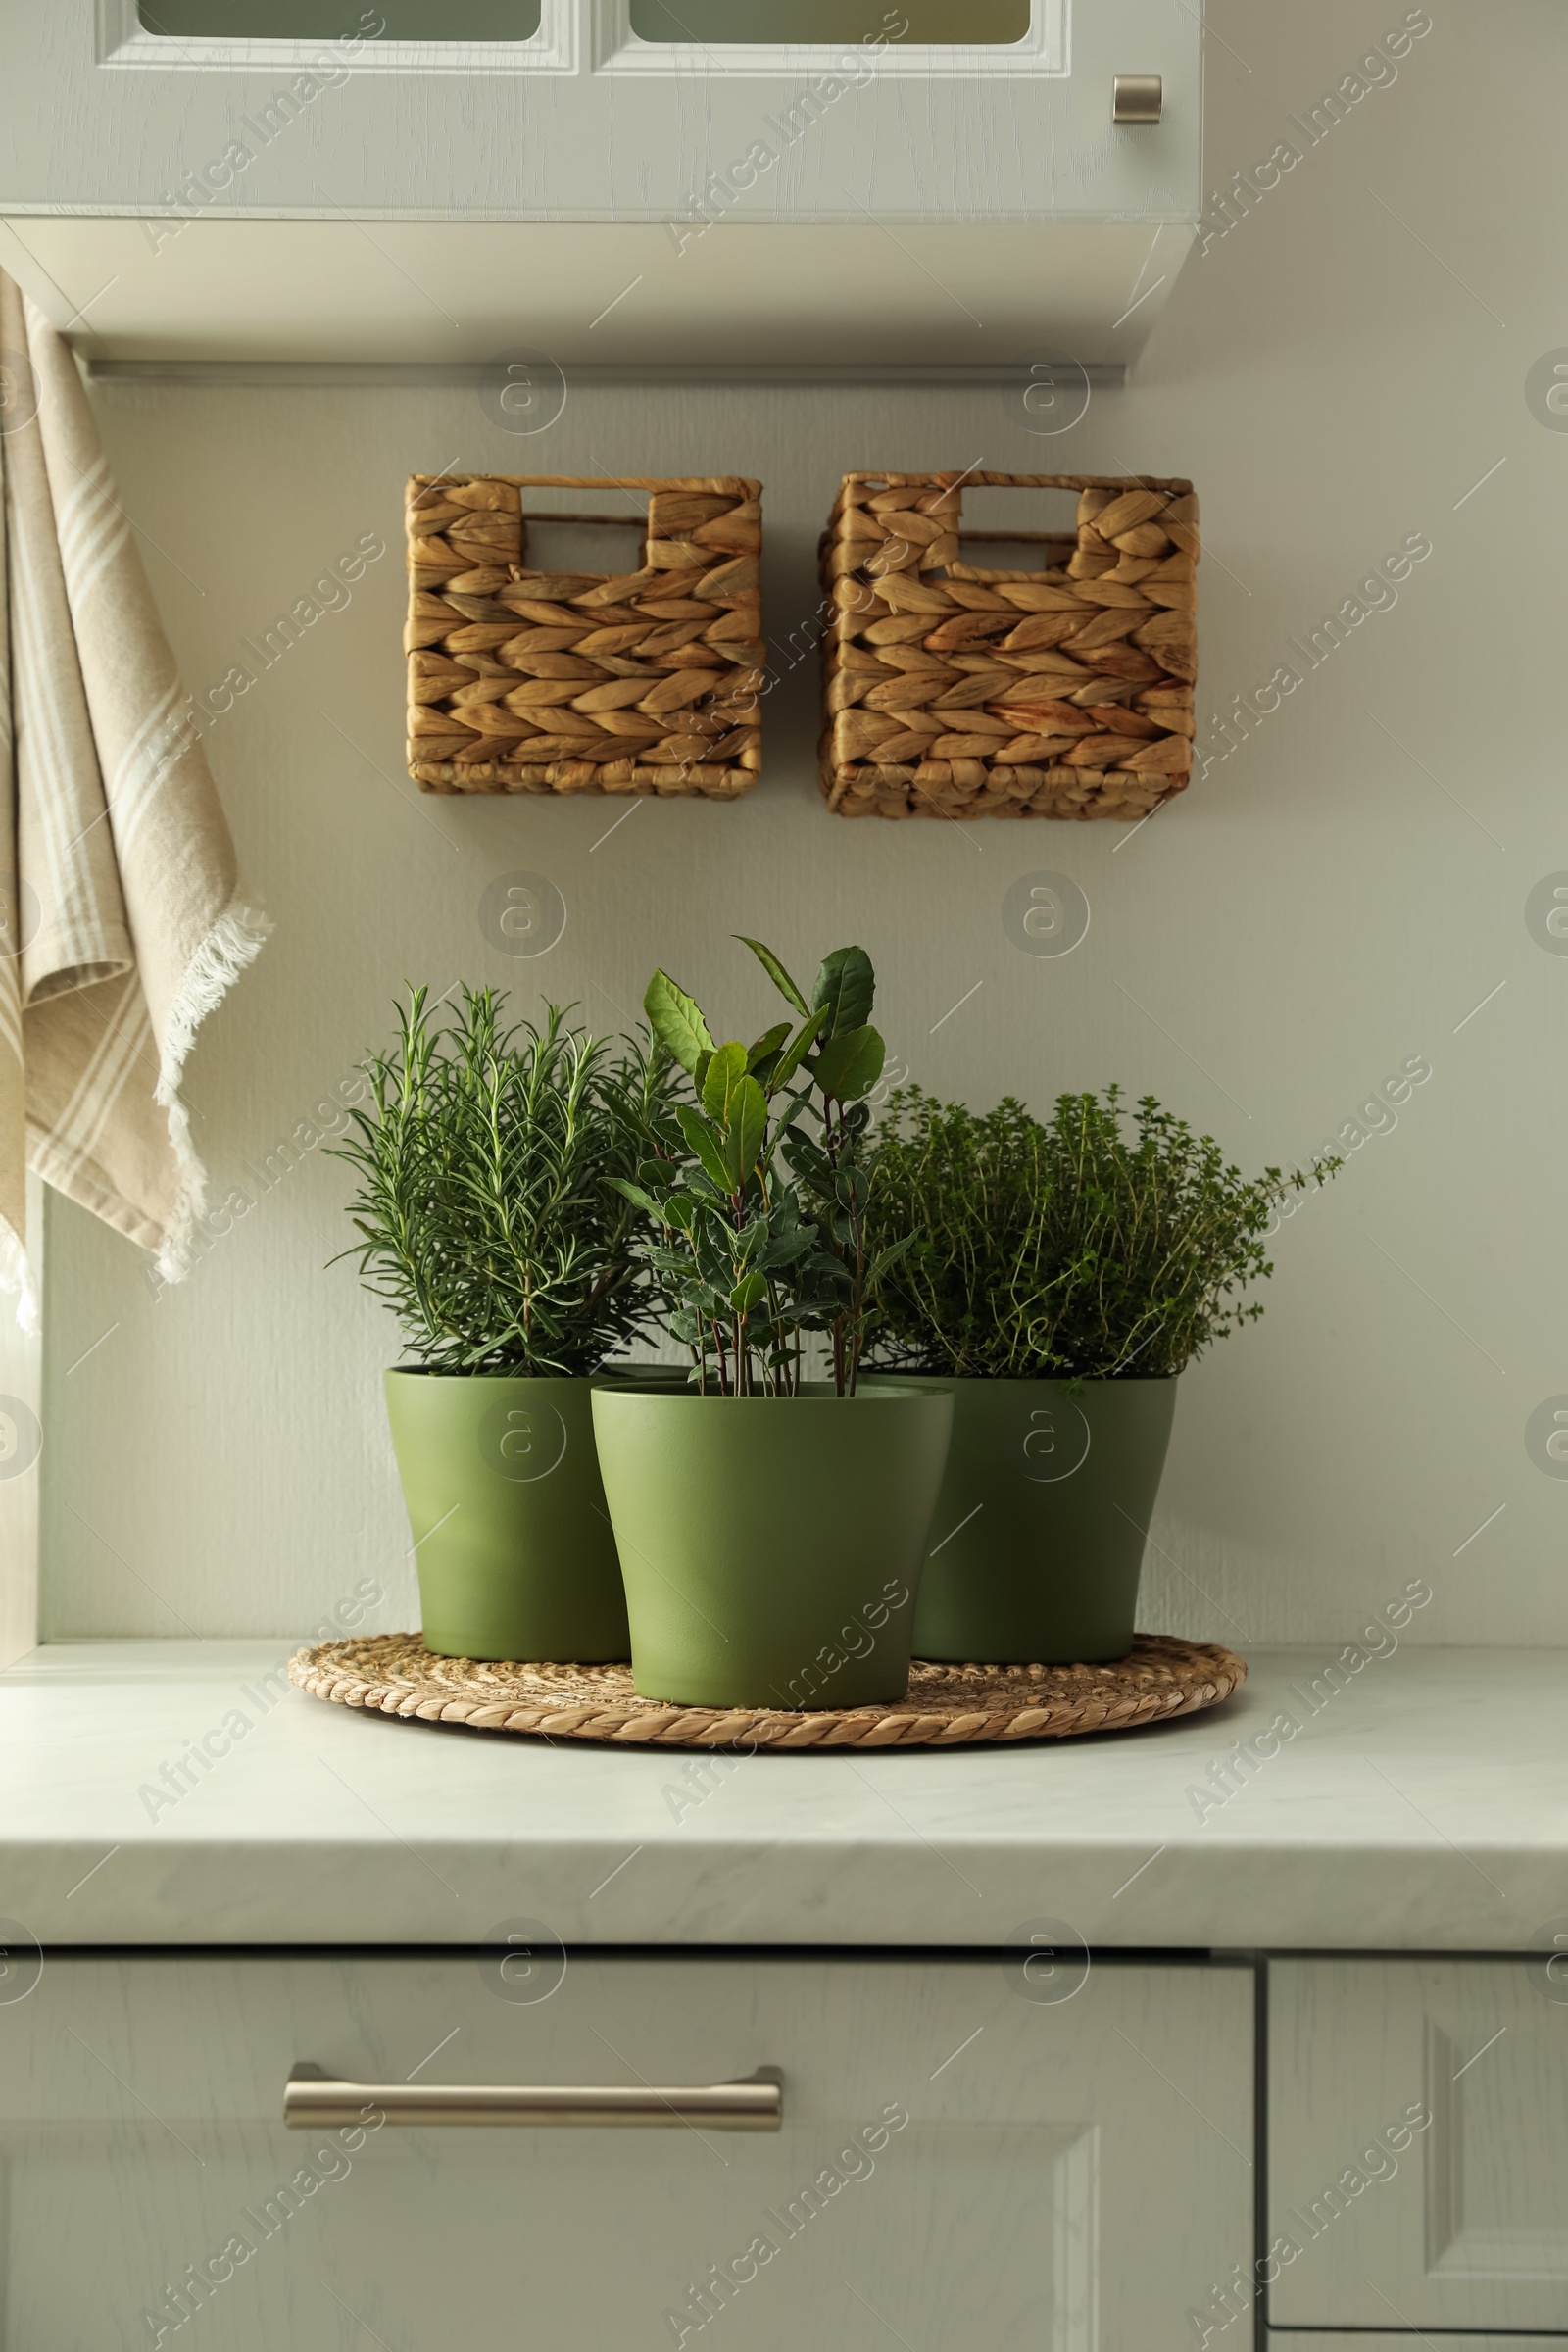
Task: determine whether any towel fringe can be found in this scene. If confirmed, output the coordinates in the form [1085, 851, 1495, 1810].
[0, 1215, 40, 1335]
[153, 893, 272, 1286]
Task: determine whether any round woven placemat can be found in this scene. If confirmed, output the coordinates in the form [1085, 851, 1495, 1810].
[288, 1633, 1244, 1750]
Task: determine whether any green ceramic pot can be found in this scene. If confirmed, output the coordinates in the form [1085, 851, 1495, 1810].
[384, 1370, 629, 1662]
[885, 1375, 1178, 1665]
[589, 1382, 954, 1708]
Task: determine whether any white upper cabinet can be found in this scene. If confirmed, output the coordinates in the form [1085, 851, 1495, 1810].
[0, 0, 1201, 364]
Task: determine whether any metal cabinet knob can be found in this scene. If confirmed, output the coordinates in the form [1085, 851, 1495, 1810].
[1112, 74, 1163, 125]
[285, 2063, 783, 2132]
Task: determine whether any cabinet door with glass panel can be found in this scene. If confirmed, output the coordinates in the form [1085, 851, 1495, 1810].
[0, 0, 1200, 232]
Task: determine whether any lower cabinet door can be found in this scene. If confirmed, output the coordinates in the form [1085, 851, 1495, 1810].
[1268, 1958, 1568, 2333]
[0, 1952, 1252, 2350]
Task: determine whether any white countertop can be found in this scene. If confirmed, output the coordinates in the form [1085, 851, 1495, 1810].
[2, 1641, 1562, 1951]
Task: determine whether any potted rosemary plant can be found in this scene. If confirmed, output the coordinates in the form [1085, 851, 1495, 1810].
[332, 986, 662, 1662]
[866, 1086, 1338, 1664]
[590, 940, 952, 1709]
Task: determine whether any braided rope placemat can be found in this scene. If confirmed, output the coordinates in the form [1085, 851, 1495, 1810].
[289, 1633, 1244, 1750]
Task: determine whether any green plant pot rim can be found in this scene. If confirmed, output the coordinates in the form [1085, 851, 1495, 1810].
[591, 1383, 932, 1401]
[871, 1369, 1180, 1384]
[386, 1364, 603, 1379]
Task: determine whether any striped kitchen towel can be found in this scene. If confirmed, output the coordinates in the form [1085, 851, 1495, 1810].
[0, 271, 269, 1324]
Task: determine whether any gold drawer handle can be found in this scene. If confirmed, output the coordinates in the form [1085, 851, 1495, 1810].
[284, 2063, 783, 2132]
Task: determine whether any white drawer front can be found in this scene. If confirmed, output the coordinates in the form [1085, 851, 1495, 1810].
[1269, 1959, 1568, 2332]
[2, 1952, 1250, 2351]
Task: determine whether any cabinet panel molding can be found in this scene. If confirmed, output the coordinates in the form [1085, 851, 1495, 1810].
[1269, 1958, 1568, 2333]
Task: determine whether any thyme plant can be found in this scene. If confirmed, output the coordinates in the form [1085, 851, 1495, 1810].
[330, 985, 663, 1375]
[866, 1084, 1340, 1380]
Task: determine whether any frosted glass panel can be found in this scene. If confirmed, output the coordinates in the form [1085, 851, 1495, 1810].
[631, 0, 1030, 41]
[137, 0, 542, 36]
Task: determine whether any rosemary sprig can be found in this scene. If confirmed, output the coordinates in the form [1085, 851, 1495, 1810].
[328, 985, 666, 1375]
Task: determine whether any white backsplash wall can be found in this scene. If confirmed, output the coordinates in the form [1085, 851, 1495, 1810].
[41, 2, 1567, 1645]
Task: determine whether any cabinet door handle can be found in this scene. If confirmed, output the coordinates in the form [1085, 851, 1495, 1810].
[284, 2063, 783, 2132]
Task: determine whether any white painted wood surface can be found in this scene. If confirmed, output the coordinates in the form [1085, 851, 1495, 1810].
[0, 0, 1197, 224]
[1268, 1959, 1568, 2333]
[0, 215, 1194, 368]
[0, 1952, 1251, 2347]
[0, 0, 1200, 361]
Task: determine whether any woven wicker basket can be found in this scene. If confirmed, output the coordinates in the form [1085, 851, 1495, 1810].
[818, 469, 1198, 821]
[406, 473, 763, 798]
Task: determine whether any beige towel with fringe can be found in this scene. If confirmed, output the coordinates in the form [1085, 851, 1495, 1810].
[0, 274, 269, 1323]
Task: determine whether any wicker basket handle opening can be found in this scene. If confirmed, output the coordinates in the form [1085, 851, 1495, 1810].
[515, 504, 653, 574]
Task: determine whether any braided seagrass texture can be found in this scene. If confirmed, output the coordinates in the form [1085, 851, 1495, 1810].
[406, 473, 763, 798]
[289, 1633, 1244, 1750]
[819, 470, 1199, 821]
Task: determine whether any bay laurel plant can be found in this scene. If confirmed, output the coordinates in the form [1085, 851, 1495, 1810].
[612, 940, 911, 1396]
[866, 1083, 1342, 1381]
[330, 985, 666, 1375]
